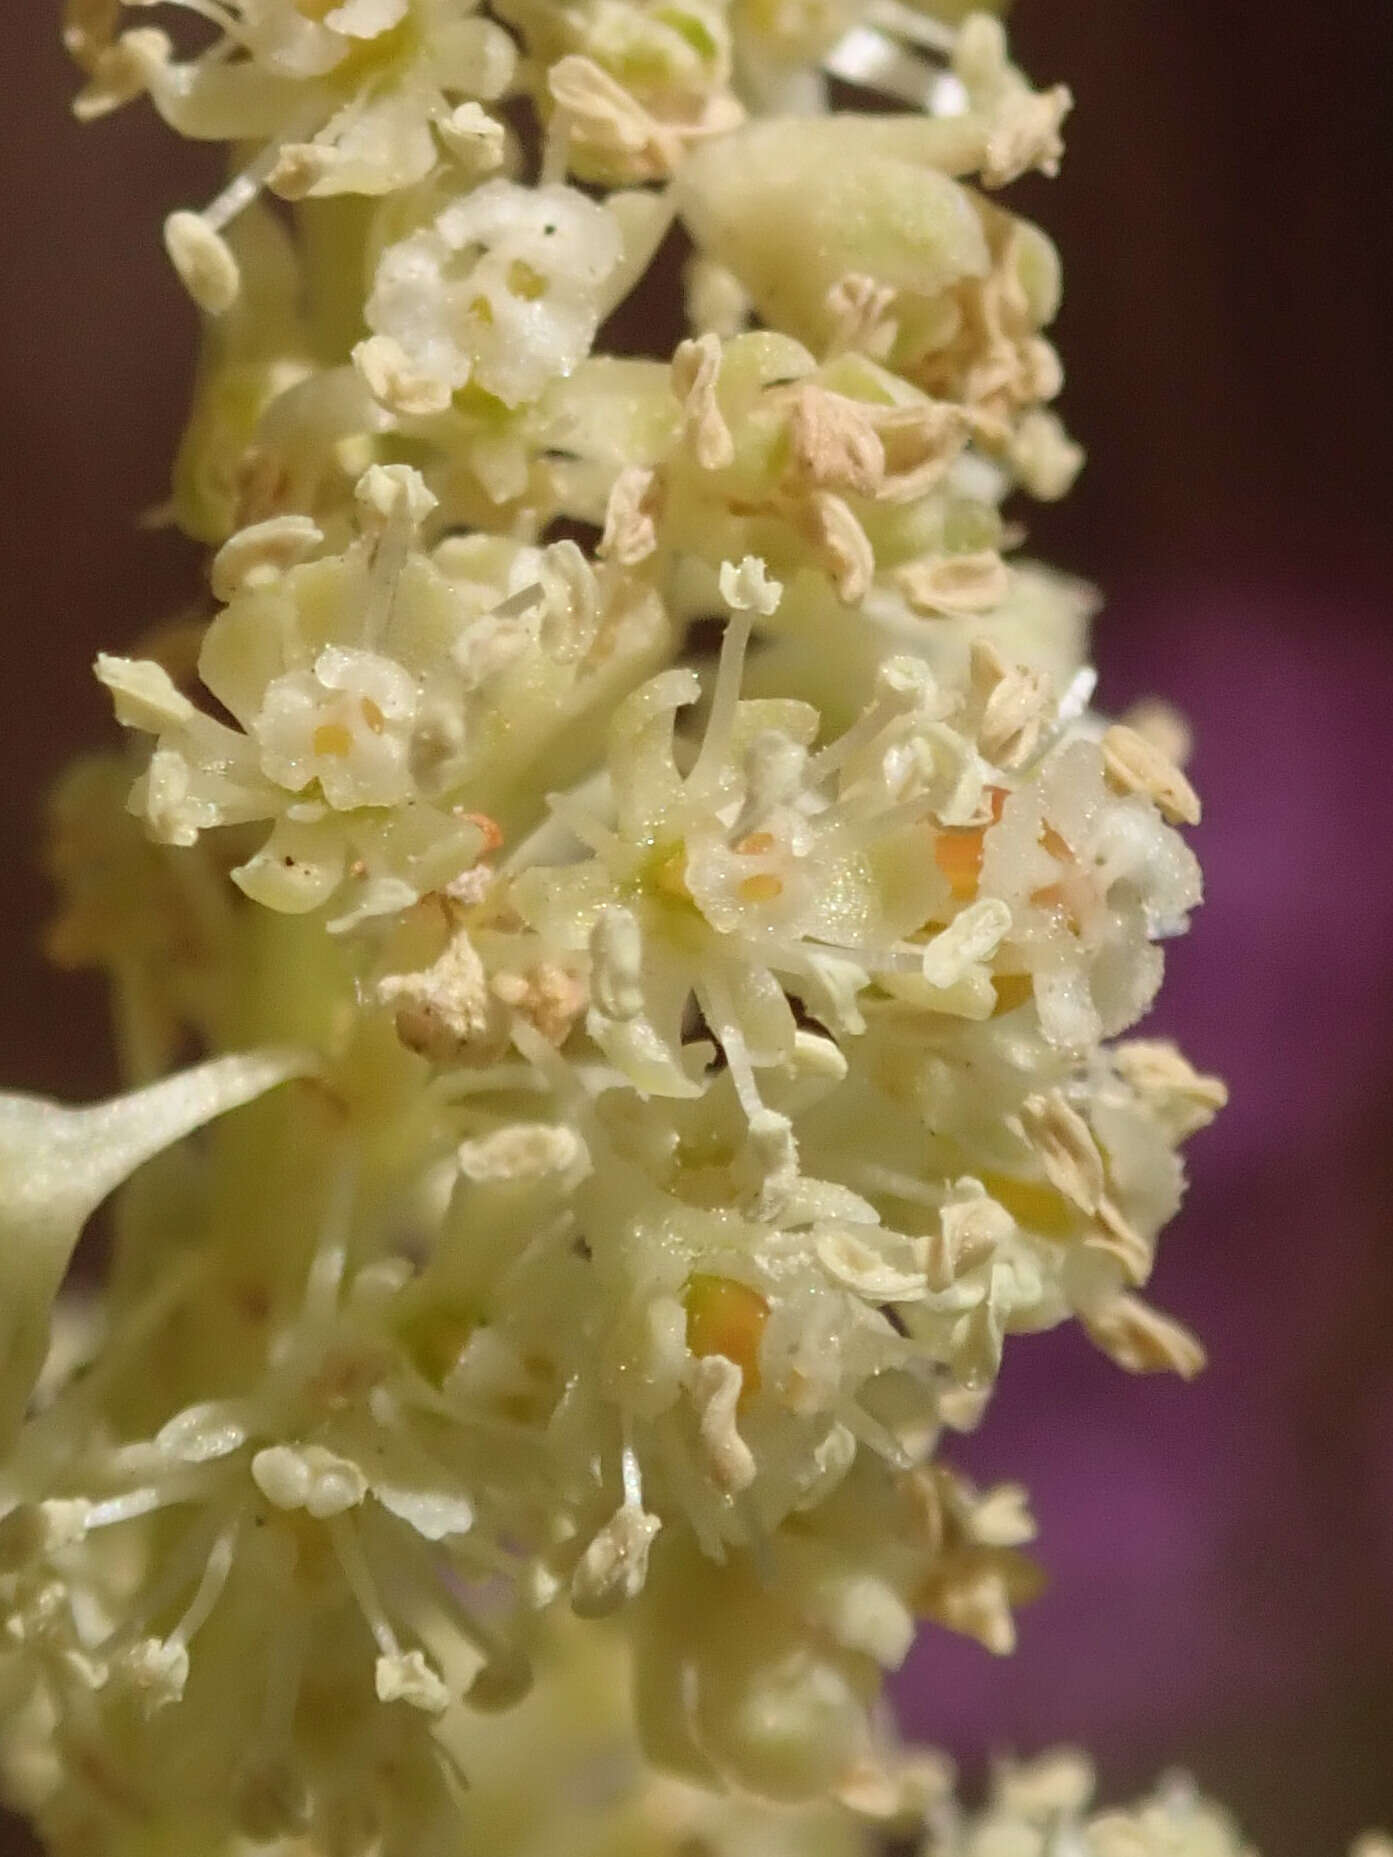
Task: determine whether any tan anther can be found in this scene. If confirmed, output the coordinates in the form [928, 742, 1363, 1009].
[1083, 1198, 1151, 1287]
[915, 223, 1063, 439]
[1018, 1091, 1104, 1215]
[872, 400, 970, 503]
[1113, 1039, 1228, 1140]
[164, 211, 240, 317]
[491, 962, 587, 1046]
[970, 638, 1054, 767]
[599, 466, 662, 566]
[377, 929, 497, 1063]
[549, 56, 637, 151]
[802, 490, 874, 605]
[926, 1192, 1008, 1292]
[547, 56, 698, 184]
[824, 273, 898, 360]
[210, 516, 324, 604]
[353, 334, 454, 418]
[897, 550, 1010, 618]
[786, 388, 885, 498]
[671, 333, 735, 471]
[1083, 1294, 1206, 1380]
[1101, 723, 1202, 826]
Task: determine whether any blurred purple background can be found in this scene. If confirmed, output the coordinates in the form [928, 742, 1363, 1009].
[2, 4, 1391, 1853]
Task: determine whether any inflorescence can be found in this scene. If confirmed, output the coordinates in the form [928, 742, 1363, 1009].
[0, 3, 1254, 1852]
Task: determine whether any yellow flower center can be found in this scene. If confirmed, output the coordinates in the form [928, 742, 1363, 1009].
[684, 1272, 769, 1396]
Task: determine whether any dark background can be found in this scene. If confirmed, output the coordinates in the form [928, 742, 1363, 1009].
[2, 4, 1391, 1852]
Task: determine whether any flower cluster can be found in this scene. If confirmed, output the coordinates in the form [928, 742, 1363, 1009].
[0, 5, 1274, 1856]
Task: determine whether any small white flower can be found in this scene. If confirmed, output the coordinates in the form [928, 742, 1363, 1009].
[365, 181, 625, 408]
[253, 646, 419, 811]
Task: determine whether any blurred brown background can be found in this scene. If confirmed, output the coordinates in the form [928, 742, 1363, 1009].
[2, 3, 1391, 1852]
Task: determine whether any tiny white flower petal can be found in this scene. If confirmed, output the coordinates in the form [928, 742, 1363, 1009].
[94, 655, 196, 733]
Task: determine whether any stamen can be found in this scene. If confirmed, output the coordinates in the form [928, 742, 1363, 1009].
[620, 1427, 644, 1511]
[328, 1513, 400, 1658]
[300, 1157, 356, 1326]
[168, 1517, 240, 1649]
[202, 135, 296, 235]
[695, 970, 763, 1123]
[688, 607, 753, 796]
[257, 1603, 308, 1749]
[360, 493, 418, 652]
[806, 662, 934, 787]
[85, 1484, 190, 1530]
